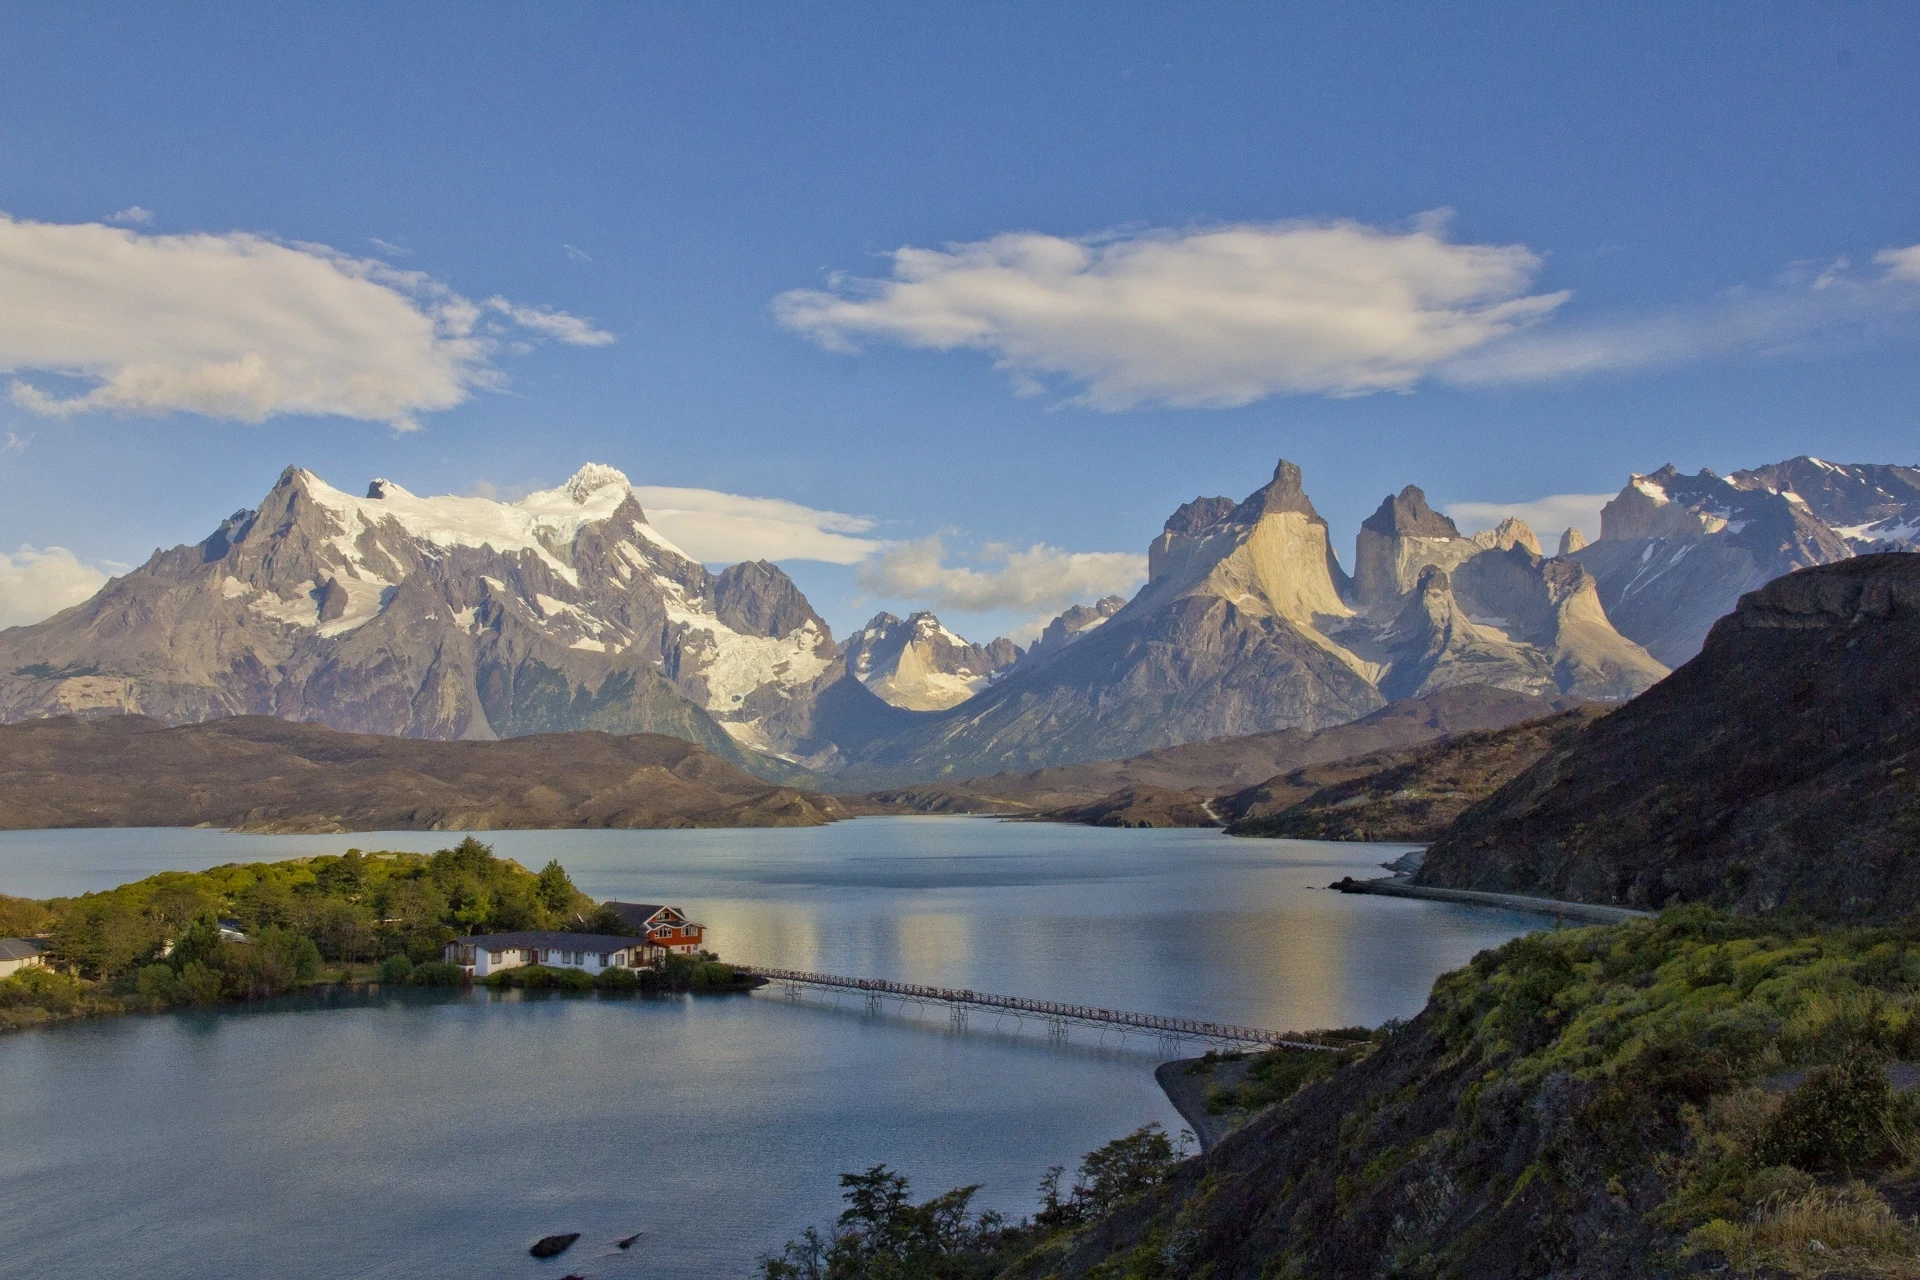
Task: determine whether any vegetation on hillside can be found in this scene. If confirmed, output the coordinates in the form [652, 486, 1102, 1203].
[758, 1124, 1191, 1280]
[763, 910, 1920, 1279]
[0, 838, 720, 1031]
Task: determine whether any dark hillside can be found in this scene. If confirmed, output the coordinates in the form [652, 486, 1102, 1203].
[1225, 705, 1610, 842]
[1416, 554, 1920, 920]
[0, 715, 866, 832]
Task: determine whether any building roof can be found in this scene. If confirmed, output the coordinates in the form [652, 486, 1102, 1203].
[603, 902, 669, 926]
[0, 938, 48, 961]
[452, 931, 655, 953]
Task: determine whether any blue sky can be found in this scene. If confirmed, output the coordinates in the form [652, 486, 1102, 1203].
[1, 2, 1916, 640]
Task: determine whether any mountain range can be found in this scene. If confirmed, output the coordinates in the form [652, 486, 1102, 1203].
[0, 454, 1910, 786]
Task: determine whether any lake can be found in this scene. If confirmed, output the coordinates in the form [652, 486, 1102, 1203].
[0, 818, 1545, 1278]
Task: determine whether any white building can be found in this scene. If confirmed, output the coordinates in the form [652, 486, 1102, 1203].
[445, 930, 657, 979]
[0, 938, 49, 979]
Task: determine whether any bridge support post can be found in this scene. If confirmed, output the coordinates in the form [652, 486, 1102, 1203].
[1047, 1017, 1068, 1045]
[784, 981, 801, 1001]
[866, 993, 883, 1015]
[949, 1003, 967, 1031]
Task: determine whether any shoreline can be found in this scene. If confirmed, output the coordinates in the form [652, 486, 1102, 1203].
[1155, 1058, 1242, 1152]
[1332, 874, 1652, 924]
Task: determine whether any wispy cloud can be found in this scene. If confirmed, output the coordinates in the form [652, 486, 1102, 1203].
[0, 545, 109, 628]
[631, 485, 879, 565]
[485, 297, 615, 347]
[1446, 494, 1614, 546]
[775, 213, 1568, 408]
[778, 216, 1920, 408]
[368, 237, 412, 258]
[1440, 248, 1920, 386]
[0, 213, 617, 430]
[858, 536, 1146, 614]
[105, 206, 152, 226]
[562, 244, 593, 263]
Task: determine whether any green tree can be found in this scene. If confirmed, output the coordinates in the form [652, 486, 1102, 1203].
[535, 859, 577, 923]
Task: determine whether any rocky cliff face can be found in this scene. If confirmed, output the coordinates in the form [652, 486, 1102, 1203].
[840, 612, 1019, 711]
[0, 465, 835, 767]
[1417, 553, 1920, 919]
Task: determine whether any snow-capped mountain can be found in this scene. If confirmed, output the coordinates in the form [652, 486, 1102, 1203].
[1569, 464, 1855, 665]
[1730, 457, 1920, 553]
[0, 464, 833, 762]
[842, 612, 1018, 711]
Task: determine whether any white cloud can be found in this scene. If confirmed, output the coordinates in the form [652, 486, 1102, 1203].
[779, 220, 1920, 406]
[368, 237, 412, 258]
[485, 297, 615, 347]
[774, 214, 1569, 408]
[1442, 244, 1920, 386]
[0, 545, 108, 629]
[857, 536, 1146, 614]
[562, 244, 593, 263]
[1877, 244, 1920, 284]
[1446, 494, 1613, 547]
[105, 206, 153, 225]
[631, 486, 881, 565]
[0, 213, 615, 429]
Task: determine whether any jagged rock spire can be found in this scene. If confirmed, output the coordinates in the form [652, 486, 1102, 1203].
[1361, 485, 1460, 539]
[1231, 458, 1325, 525]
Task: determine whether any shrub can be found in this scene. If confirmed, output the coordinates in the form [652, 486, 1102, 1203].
[690, 962, 736, 991]
[594, 966, 640, 992]
[1758, 1058, 1910, 1174]
[378, 953, 414, 984]
[556, 967, 593, 993]
[407, 961, 465, 987]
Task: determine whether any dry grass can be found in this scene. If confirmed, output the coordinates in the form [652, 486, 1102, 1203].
[1690, 1183, 1920, 1277]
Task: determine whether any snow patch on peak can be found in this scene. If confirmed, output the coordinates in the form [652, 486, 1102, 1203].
[561, 463, 631, 503]
[1630, 476, 1671, 503]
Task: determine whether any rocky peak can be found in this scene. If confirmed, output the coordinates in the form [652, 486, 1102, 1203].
[1558, 526, 1588, 556]
[1229, 458, 1325, 526]
[1361, 485, 1461, 539]
[1470, 517, 1542, 556]
[1353, 485, 1476, 610]
[1164, 496, 1238, 537]
[712, 560, 828, 643]
[1020, 595, 1128, 671]
[841, 611, 1016, 711]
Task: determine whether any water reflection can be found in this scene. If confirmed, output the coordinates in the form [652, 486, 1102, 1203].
[0, 819, 1552, 1279]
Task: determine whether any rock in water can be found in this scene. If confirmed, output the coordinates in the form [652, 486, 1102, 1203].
[529, 1233, 580, 1259]
[617, 1232, 642, 1248]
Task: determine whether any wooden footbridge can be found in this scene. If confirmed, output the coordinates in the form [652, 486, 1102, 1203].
[739, 965, 1341, 1054]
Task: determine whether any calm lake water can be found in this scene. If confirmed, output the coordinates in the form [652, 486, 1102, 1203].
[0, 818, 1544, 1279]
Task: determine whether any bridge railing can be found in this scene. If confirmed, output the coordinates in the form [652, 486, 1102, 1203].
[740, 965, 1343, 1052]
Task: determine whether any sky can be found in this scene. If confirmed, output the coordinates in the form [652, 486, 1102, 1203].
[1, 3, 1916, 640]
